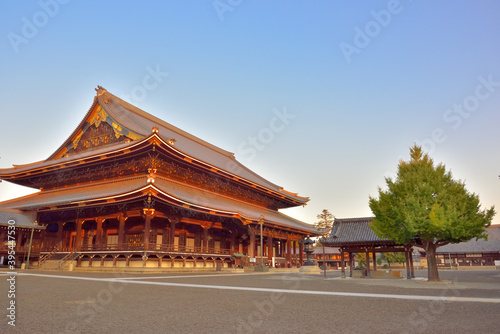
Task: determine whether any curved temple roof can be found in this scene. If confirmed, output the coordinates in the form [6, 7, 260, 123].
[0, 176, 317, 234]
[323, 217, 396, 247]
[0, 87, 309, 205]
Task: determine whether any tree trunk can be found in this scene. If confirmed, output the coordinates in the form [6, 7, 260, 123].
[426, 243, 440, 282]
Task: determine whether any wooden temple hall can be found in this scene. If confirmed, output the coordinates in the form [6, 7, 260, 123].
[0, 86, 316, 270]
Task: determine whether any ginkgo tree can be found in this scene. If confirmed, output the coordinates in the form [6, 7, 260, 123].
[369, 145, 495, 282]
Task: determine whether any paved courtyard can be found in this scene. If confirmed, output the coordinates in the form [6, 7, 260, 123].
[1, 269, 499, 334]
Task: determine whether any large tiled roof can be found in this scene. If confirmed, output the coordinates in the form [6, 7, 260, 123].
[437, 225, 500, 253]
[0, 177, 147, 210]
[0, 87, 308, 205]
[0, 176, 316, 234]
[153, 178, 316, 233]
[322, 217, 395, 247]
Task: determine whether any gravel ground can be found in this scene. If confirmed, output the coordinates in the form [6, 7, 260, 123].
[1, 269, 499, 334]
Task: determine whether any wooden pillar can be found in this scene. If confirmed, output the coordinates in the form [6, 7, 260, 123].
[117, 214, 127, 247]
[249, 232, 255, 258]
[143, 208, 155, 251]
[162, 225, 169, 249]
[267, 235, 273, 261]
[340, 248, 346, 278]
[372, 251, 377, 271]
[83, 230, 89, 250]
[203, 228, 208, 251]
[365, 249, 370, 276]
[202, 225, 210, 251]
[230, 233, 236, 254]
[286, 239, 292, 267]
[169, 219, 177, 247]
[56, 222, 64, 247]
[349, 252, 354, 277]
[95, 218, 104, 247]
[299, 241, 304, 266]
[75, 219, 83, 251]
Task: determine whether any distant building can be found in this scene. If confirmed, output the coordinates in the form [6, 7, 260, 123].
[313, 246, 348, 268]
[433, 225, 500, 267]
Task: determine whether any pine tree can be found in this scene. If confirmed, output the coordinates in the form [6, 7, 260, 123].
[314, 209, 334, 233]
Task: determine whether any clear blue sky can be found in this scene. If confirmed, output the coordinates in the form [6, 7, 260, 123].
[1, 1, 499, 225]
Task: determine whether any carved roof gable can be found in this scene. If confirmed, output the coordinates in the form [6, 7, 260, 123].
[51, 102, 144, 159]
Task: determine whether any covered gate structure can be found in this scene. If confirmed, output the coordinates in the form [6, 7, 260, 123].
[322, 217, 415, 279]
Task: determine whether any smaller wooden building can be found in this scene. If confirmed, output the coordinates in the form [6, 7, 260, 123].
[322, 217, 414, 278]
[313, 246, 347, 269]
[0, 209, 45, 267]
[434, 225, 500, 267]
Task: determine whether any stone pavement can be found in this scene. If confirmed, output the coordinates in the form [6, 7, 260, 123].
[1, 268, 499, 334]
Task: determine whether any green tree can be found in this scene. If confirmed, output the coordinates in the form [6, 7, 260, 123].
[314, 209, 334, 232]
[380, 252, 406, 268]
[355, 253, 367, 268]
[315, 209, 335, 247]
[369, 145, 495, 282]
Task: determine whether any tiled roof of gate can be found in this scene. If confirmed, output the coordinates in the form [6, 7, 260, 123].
[322, 217, 395, 246]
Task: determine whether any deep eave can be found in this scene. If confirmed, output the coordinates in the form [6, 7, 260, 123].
[0, 176, 316, 235]
[0, 132, 307, 208]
